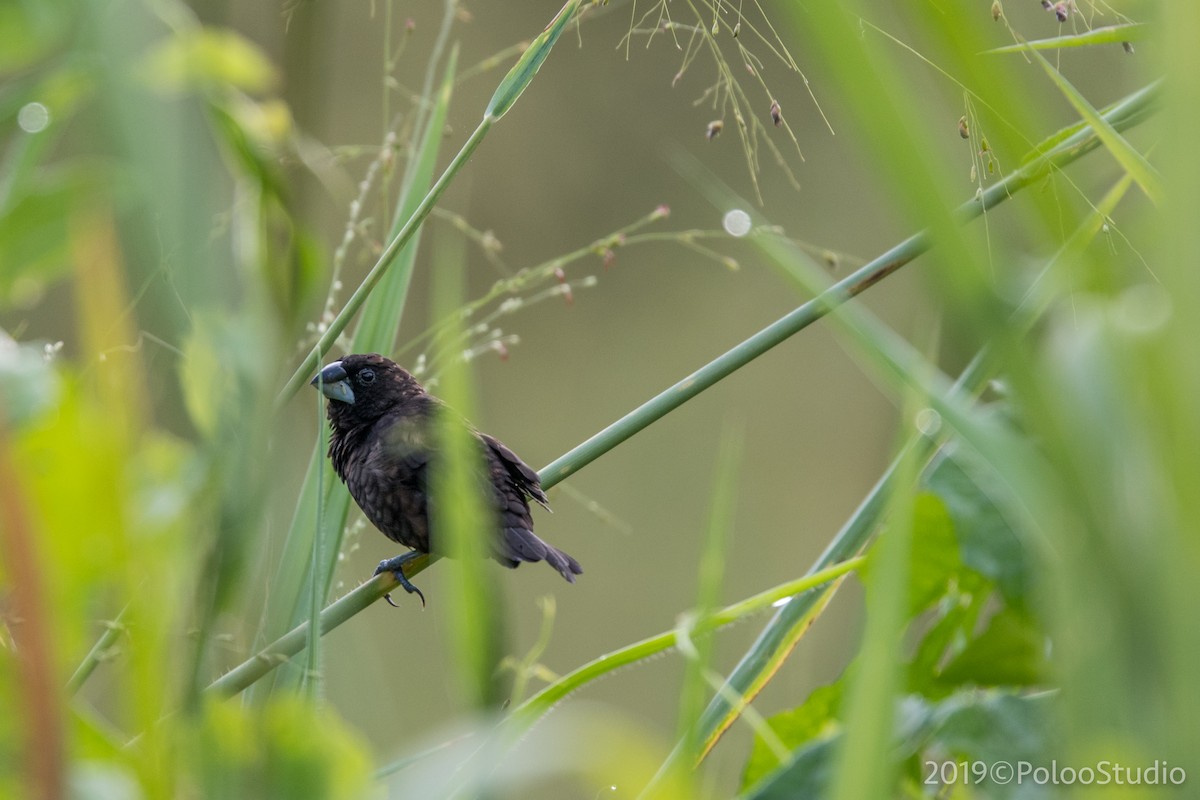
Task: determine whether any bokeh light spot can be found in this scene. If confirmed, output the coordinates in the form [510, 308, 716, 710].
[722, 209, 752, 237]
[18, 102, 50, 133]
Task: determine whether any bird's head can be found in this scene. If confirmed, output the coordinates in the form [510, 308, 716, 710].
[310, 353, 425, 429]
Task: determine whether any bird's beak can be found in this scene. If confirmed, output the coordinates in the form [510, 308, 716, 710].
[311, 361, 355, 404]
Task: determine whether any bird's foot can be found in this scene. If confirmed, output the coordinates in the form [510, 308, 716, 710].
[374, 552, 426, 608]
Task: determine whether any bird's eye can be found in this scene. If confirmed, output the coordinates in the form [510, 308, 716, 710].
[358, 368, 376, 385]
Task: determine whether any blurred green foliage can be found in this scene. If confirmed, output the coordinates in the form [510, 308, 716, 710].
[2, 0, 1195, 798]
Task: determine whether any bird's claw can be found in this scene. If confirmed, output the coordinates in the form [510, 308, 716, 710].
[374, 554, 426, 609]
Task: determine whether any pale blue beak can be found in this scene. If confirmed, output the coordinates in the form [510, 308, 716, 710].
[311, 361, 355, 404]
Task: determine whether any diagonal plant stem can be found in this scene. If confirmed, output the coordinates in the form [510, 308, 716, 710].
[537, 80, 1158, 488]
[202, 80, 1157, 700]
[208, 554, 434, 697]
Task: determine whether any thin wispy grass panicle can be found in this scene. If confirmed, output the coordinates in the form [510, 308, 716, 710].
[277, 0, 583, 406]
[620, 0, 831, 202]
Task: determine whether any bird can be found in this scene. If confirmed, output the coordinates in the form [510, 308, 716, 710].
[311, 353, 582, 606]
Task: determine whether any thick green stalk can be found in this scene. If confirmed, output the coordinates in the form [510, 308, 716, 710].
[207, 556, 432, 698]
[537, 80, 1157, 490]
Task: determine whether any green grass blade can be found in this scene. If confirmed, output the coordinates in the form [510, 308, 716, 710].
[253, 47, 459, 697]
[985, 23, 1146, 54]
[430, 230, 507, 710]
[677, 425, 743, 759]
[828, 395, 922, 800]
[301, 390, 331, 700]
[485, 0, 581, 121]
[1024, 44, 1162, 204]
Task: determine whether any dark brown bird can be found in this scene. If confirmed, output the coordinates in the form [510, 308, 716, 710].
[311, 353, 582, 605]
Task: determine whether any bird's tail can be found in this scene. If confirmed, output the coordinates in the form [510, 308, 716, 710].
[500, 525, 583, 583]
[543, 544, 584, 584]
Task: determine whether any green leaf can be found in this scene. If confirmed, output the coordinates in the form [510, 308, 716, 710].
[0, 165, 109, 306]
[741, 691, 1054, 800]
[485, 0, 581, 120]
[190, 698, 372, 800]
[740, 682, 842, 792]
[906, 582, 989, 699]
[0, 2, 70, 73]
[141, 29, 278, 94]
[985, 23, 1147, 54]
[740, 738, 839, 800]
[925, 453, 1030, 606]
[860, 491, 963, 615]
[937, 607, 1048, 689]
[922, 691, 1054, 767]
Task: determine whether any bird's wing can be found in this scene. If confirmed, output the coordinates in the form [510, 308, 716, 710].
[356, 414, 432, 551]
[378, 414, 433, 473]
[479, 433, 549, 507]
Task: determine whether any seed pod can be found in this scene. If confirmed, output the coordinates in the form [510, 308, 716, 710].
[958, 116, 970, 139]
[1122, 41, 1135, 54]
[769, 100, 782, 127]
[706, 120, 724, 140]
[991, 0, 1002, 21]
[1054, 1, 1068, 22]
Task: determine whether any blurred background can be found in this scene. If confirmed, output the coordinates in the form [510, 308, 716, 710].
[3, 0, 1189, 798]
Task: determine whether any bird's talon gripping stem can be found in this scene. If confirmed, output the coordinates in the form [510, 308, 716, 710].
[374, 553, 426, 608]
